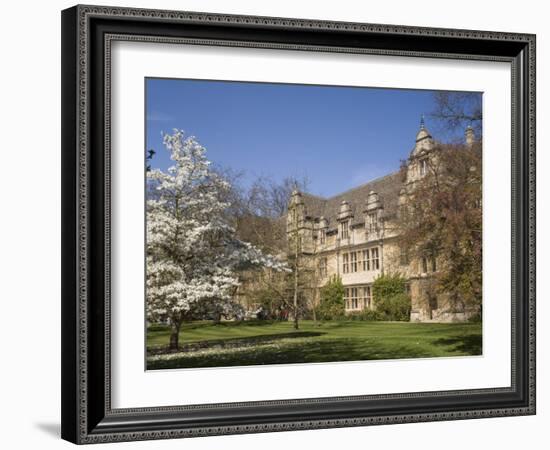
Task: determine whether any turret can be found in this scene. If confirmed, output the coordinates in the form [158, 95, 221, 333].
[364, 190, 382, 235]
[406, 116, 436, 183]
[289, 189, 304, 207]
[287, 190, 315, 253]
[337, 200, 353, 240]
[337, 200, 353, 221]
[365, 190, 382, 212]
[410, 115, 434, 158]
[287, 190, 305, 230]
[465, 125, 475, 147]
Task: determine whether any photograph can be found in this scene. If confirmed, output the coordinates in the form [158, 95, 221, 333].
[144, 79, 483, 370]
[56, 3, 537, 445]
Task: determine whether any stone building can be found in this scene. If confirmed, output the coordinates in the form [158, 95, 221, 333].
[285, 119, 479, 322]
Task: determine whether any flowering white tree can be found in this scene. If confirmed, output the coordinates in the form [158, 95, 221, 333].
[147, 129, 286, 349]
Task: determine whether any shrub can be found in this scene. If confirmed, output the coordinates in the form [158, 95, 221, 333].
[346, 311, 363, 321]
[341, 309, 385, 322]
[372, 273, 411, 321]
[359, 309, 385, 321]
[372, 273, 407, 301]
[317, 275, 345, 320]
[375, 293, 411, 321]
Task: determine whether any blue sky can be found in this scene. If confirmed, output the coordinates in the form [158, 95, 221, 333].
[146, 78, 473, 198]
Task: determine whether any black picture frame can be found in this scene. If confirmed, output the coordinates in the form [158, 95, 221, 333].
[61, 4, 536, 444]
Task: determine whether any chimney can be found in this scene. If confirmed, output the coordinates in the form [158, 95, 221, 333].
[337, 200, 353, 221]
[365, 190, 382, 212]
[465, 125, 475, 147]
[289, 189, 304, 206]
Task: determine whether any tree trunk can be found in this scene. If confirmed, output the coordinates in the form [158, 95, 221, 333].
[289, 203, 301, 330]
[311, 301, 317, 326]
[293, 279, 299, 330]
[293, 233, 299, 330]
[169, 320, 181, 351]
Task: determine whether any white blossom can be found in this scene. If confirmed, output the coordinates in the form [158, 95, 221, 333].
[146, 129, 287, 324]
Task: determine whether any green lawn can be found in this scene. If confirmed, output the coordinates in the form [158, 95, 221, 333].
[146, 320, 482, 370]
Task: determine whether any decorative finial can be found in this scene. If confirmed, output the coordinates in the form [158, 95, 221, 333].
[420, 114, 425, 129]
[465, 123, 475, 147]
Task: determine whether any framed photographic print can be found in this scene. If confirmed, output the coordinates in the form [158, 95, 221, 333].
[61, 4, 536, 444]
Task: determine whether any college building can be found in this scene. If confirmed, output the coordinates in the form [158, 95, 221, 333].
[285, 120, 479, 322]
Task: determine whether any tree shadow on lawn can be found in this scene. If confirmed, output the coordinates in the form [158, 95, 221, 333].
[187, 320, 286, 329]
[432, 334, 482, 355]
[147, 337, 438, 370]
[149, 320, 277, 334]
[281, 339, 434, 363]
[148, 331, 326, 355]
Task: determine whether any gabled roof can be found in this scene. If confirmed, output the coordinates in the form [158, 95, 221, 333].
[299, 171, 403, 230]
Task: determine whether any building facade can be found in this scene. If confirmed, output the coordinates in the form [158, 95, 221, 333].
[285, 120, 479, 322]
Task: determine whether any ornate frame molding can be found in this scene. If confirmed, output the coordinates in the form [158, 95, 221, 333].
[61, 4, 536, 444]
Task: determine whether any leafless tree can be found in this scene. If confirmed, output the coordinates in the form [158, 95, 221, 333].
[217, 173, 316, 323]
[430, 91, 482, 138]
[396, 142, 482, 311]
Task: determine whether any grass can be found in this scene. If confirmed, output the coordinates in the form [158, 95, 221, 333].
[146, 320, 482, 370]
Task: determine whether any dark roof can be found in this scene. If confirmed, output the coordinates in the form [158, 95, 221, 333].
[300, 171, 402, 229]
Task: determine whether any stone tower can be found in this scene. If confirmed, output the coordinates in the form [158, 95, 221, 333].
[465, 125, 475, 147]
[286, 190, 315, 254]
[406, 116, 436, 184]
